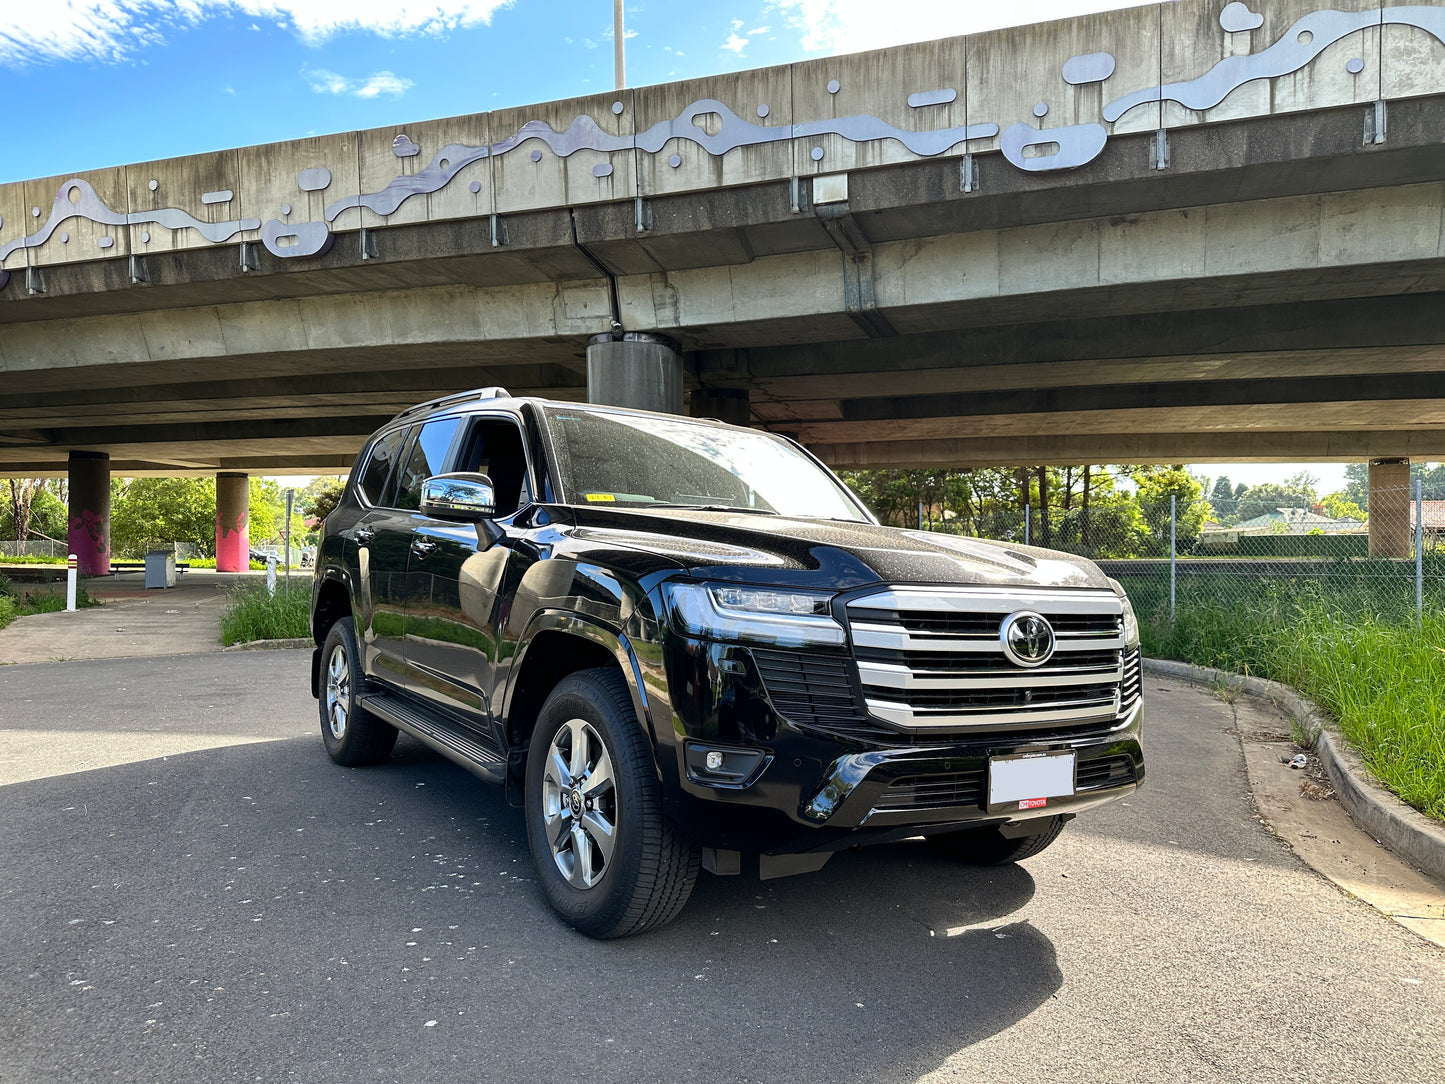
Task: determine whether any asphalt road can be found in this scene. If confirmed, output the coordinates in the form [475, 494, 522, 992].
[1, 653, 1442, 1083]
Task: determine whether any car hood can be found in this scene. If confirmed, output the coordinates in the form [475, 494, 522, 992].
[556, 506, 1113, 592]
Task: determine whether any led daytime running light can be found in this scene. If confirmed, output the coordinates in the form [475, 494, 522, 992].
[709, 585, 830, 616]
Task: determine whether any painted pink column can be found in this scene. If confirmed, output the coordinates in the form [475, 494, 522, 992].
[216, 472, 250, 573]
[67, 451, 111, 576]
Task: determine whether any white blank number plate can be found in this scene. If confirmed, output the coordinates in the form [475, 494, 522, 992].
[988, 752, 1076, 806]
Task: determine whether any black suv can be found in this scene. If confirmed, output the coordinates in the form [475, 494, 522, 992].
[310, 388, 1144, 937]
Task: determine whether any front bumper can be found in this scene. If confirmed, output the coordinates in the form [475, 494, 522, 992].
[659, 629, 1144, 855]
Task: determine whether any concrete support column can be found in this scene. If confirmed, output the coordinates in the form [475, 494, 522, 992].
[689, 387, 751, 427]
[67, 451, 111, 577]
[1368, 458, 1411, 559]
[587, 332, 684, 415]
[216, 472, 250, 573]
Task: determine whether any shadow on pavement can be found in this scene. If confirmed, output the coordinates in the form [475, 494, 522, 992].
[1, 734, 1059, 1084]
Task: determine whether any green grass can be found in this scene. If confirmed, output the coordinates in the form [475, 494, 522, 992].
[1133, 568, 1445, 822]
[186, 556, 268, 570]
[0, 555, 68, 565]
[219, 582, 311, 646]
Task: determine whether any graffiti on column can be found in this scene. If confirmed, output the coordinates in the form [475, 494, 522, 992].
[68, 508, 108, 560]
[0, 3, 1441, 276]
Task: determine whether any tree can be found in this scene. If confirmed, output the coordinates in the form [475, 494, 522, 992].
[248, 477, 286, 543]
[300, 476, 347, 526]
[1234, 483, 1289, 523]
[1321, 493, 1366, 521]
[4, 479, 43, 543]
[1209, 476, 1236, 522]
[110, 478, 218, 559]
[1419, 463, 1445, 500]
[1131, 465, 1209, 555]
[1281, 470, 1319, 506]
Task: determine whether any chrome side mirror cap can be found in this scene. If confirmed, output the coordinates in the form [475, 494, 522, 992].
[420, 473, 496, 521]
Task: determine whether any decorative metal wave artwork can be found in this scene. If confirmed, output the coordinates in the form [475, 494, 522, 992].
[1, 2, 1442, 281]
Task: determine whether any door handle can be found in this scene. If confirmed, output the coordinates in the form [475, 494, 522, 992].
[411, 538, 437, 557]
[354, 527, 376, 544]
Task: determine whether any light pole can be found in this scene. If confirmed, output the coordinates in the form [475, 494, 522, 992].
[614, 0, 625, 89]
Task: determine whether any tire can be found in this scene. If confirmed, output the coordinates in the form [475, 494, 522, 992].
[925, 815, 1067, 865]
[318, 617, 398, 766]
[525, 667, 700, 939]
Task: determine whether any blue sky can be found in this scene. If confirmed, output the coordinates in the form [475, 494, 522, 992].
[0, 0, 1152, 183]
[0, 2, 1366, 493]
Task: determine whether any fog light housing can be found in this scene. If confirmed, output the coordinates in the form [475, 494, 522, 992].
[685, 742, 769, 788]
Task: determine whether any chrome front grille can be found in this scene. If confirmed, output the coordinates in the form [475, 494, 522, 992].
[847, 587, 1131, 733]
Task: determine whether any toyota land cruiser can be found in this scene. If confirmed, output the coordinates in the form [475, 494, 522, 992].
[309, 388, 1143, 938]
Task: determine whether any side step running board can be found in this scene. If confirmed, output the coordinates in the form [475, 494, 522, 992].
[361, 693, 506, 785]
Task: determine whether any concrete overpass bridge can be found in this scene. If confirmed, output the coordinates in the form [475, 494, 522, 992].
[4, 0, 1445, 569]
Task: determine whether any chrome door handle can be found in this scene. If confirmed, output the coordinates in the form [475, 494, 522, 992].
[354, 527, 375, 544]
[411, 539, 437, 557]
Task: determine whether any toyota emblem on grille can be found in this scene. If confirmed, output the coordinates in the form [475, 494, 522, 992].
[1000, 611, 1056, 668]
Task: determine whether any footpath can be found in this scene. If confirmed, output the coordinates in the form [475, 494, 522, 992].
[0, 567, 276, 666]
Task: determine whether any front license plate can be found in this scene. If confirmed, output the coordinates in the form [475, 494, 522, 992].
[988, 752, 1076, 808]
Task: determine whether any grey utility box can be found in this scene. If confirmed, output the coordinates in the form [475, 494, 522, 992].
[145, 550, 177, 589]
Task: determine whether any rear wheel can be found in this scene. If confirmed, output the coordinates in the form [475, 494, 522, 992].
[318, 617, 397, 766]
[525, 668, 699, 939]
[926, 816, 1067, 865]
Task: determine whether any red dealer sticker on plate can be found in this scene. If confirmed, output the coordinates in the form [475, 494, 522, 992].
[1019, 797, 1048, 810]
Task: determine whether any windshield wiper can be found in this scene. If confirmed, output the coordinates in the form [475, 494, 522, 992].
[649, 503, 779, 515]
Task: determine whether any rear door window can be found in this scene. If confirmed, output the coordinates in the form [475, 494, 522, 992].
[394, 417, 462, 511]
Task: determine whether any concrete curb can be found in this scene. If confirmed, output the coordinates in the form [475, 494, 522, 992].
[222, 638, 312, 652]
[1145, 658, 1445, 886]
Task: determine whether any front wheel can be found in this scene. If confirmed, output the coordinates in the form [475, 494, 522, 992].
[318, 617, 397, 766]
[925, 816, 1067, 865]
[525, 668, 699, 939]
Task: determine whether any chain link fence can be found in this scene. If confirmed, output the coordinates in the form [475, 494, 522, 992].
[0, 536, 67, 559]
[927, 482, 1440, 627]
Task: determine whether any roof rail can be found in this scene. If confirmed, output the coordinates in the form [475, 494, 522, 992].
[389, 386, 511, 423]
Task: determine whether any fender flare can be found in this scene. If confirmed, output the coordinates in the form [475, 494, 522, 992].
[502, 609, 661, 755]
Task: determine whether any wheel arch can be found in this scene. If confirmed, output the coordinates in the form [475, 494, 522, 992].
[311, 571, 354, 646]
[501, 612, 658, 769]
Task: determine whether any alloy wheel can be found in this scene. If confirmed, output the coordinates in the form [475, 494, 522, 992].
[541, 718, 618, 889]
[325, 645, 350, 740]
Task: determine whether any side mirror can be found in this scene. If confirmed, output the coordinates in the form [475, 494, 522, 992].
[420, 473, 496, 522]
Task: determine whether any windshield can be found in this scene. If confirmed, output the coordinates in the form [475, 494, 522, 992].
[542, 405, 871, 522]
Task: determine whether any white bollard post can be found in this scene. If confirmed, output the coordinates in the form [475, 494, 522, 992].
[266, 555, 277, 597]
[66, 553, 78, 612]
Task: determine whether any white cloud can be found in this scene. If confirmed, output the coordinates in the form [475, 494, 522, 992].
[766, 0, 1155, 54]
[354, 70, 412, 97]
[721, 16, 762, 56]
[305, 67, 413, 97]
[0, 0, 514, 66]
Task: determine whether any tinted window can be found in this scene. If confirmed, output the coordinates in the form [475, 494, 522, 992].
[542, 405, 867, 521]
[457, 418, 532, 517]
[356, 427, 407, 507]
[394, 417, 461, 511]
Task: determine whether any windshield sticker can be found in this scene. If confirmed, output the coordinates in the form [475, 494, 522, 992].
[585, 493, 617, 502]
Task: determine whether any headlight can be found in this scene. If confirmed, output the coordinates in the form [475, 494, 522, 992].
[667, 582, 844, 648]
[1107, 578, 1140, 648]
[1120, 596, 1140, 648]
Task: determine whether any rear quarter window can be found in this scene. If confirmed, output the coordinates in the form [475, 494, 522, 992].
[356, 427, 408, 506]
